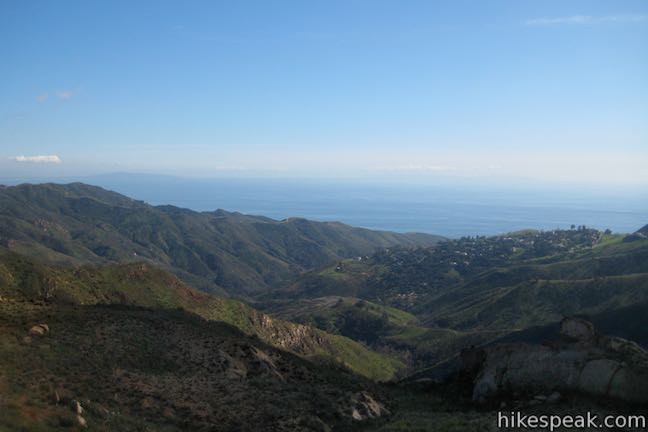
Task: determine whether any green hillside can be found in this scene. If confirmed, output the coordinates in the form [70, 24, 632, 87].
[0, 251, 402, 381]
[259, 296, 420, 334]
[266, 228, 648, 370]
[282, 227, 615, 305]
[257, 296, 507, 371]
[0, 300, 392, 431]
[0, 183, 443, 297]
[416, 237, 648, 330]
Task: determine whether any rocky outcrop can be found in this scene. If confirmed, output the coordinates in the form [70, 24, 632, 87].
[348, 391, 390, 421]
[207, 344, 287, 382]
[29, 323, 49, 336]
[253, 312, 325, 354]
[467, 317, 648, 404]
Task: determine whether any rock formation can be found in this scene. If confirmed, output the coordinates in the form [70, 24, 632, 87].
[466, 317, 648, 404]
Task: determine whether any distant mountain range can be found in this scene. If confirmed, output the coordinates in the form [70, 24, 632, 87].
[0, 183, 443, 297]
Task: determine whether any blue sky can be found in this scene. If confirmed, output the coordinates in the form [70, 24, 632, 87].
[1, 0, 647, 184]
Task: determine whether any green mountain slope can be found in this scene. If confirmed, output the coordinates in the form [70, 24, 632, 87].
[0, 183, 443, 297]
[268, 228, 648, 371]
[0, 251, 402, 381]
[416, 238, 648, 330]
[258, 296, 505, 371]
[281, 228, 612, 305]
[0, 301, 393, 431]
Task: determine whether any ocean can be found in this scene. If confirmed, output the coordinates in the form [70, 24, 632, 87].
[74, 175, 648, 238]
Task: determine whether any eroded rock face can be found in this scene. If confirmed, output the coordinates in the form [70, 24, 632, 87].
[254, 313, 324, 354]
[468, 318, 648, 404]
[349, 391, 390, 421]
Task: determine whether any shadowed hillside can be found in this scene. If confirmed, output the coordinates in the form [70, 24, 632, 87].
[0, 301, 393, 431]
[0, 251, 402, 381]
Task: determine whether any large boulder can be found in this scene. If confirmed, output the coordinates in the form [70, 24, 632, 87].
[471, 344, 586, 402]
[607, 364, 648, 404]
[469, 318, 648, 404]
[578, 359, 621, 396]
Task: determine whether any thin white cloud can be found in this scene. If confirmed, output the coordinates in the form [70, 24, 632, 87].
[36, 93, 49, 103]
[12, 155, 62, 164]
[525, 14, 647, 26]
[371, 164, 457, 172]
[56, 90, 74, 100]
